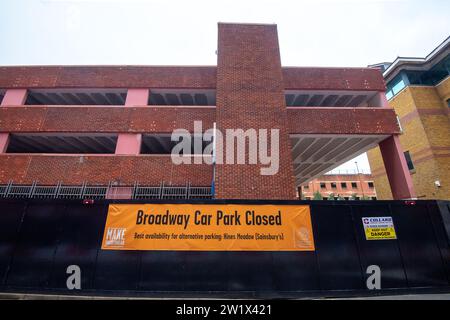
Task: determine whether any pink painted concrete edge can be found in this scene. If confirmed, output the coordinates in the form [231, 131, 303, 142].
[115, 89, 149, 155]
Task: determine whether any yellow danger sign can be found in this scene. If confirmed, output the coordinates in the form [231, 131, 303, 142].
[101, 204, 315, 251]
[362, 217, 397, 240]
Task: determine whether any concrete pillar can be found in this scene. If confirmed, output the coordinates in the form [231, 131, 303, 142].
[105, 186, 133, 199]
[115, 89, 149, 155]
[379, 92, 391, 108]
[1, 89, 28, 106]
[1, 89, 28, 153]
[115, 133, 142, 155]
[368, 92, 391, 108]
[0, 134, 9, 153]
[124, 89, 149, 106]
[379, 135, 417, 199]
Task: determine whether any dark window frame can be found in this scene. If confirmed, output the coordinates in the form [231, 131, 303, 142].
[404, 150, 415, 171]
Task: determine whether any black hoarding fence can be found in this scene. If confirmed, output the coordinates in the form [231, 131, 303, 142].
[0, 198, 449, 298]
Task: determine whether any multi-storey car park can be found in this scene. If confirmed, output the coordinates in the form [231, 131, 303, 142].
[0, 23, 415, 200]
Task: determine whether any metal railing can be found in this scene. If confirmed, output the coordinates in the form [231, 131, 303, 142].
[0, 181, 213, 200]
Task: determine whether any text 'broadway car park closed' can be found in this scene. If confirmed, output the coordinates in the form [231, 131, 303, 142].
[102, 204, 315, 251]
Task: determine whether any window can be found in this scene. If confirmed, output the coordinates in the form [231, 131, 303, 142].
[385, 73, 406, 100]
[351, 182, 358, 189]
[303, 185, 309, 190]
[386, 90, 393, 100]
[341, 182, 347, 189]
[331, 182, 337, 189]
[371, 197, 377, 200]
[392, 79, 406, 95]
[368, 182, 374, 188]
[320, 183, 326, 189]
[404, 151, 415, 171]
[405, 55, 450, 86]
[447, 98, 450, 108]
[385, 54, 450, 100]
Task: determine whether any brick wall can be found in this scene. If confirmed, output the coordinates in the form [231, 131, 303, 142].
[0, 155, 212, 185]
[436, 76, 450, 107]
[1, 106, 401, 135]
[0, 66, 217, 89]
[0, 106, 215, 133]
[215, 23, 296, 200]
[367, 148, 393, 199]
[287, 108, 400, 134]
[0, 66, 386, 91]
[283, 67, 386, 91]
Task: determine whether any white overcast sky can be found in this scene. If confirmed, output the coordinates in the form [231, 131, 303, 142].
[1, 0, 449, 173]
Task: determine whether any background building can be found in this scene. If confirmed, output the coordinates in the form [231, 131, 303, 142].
[0, 23, 414, 200]
[368, 36, 450, 200]
[299, 172, 377, 200]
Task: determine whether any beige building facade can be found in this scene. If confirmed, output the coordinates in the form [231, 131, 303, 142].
[368, 37, 450, 200]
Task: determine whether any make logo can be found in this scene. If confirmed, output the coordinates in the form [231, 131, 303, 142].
[105, 227, 126, 246]
[295, 227, 312, 249]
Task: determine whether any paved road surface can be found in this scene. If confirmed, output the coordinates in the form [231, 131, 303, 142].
[1, 292, 450, 300]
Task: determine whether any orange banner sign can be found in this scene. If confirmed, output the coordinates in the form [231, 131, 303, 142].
[101, 204, 315, 251]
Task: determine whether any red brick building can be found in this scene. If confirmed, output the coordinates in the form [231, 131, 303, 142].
[299, 174, 377, 200]
[0, 23, 415, 200]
